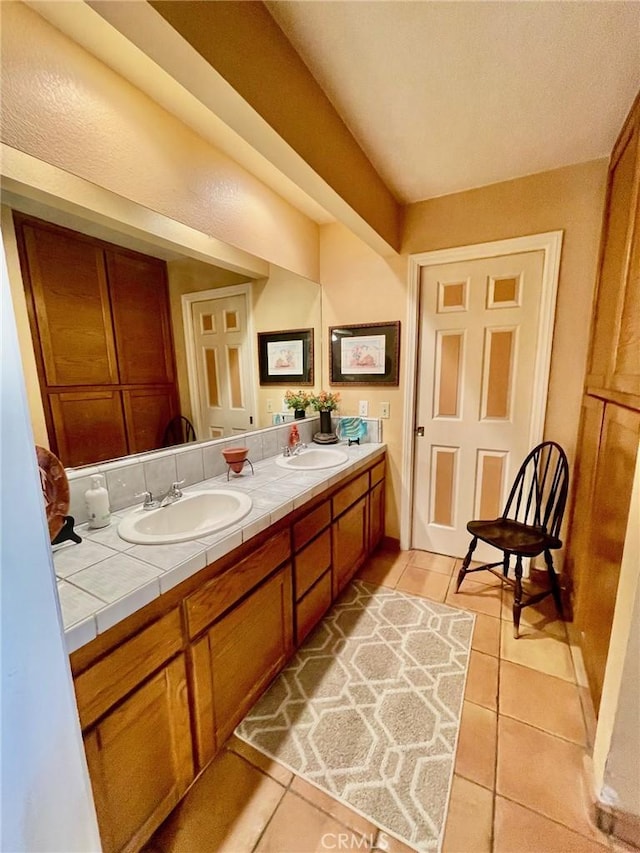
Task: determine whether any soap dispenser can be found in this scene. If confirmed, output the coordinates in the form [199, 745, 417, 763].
[85, 473, 111, 529]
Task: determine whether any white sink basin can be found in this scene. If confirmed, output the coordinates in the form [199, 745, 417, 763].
[117, 490, 252, 545]
[275, 447, 349, 471]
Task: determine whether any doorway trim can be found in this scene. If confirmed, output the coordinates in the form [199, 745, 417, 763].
[182, 283, 259, 439]
[400, 231, 564, 550]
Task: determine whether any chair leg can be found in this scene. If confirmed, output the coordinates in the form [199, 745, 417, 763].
[502, 551, 510, 579]
[544, 550, 564, 618]
[513, 555, 524, 639]
[455, 537, 477, 592]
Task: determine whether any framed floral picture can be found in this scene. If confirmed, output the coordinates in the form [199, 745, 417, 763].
[329, 321, 400, 385]
[258, 328, 314, 385]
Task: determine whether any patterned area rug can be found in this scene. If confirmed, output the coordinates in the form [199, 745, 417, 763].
[236, 580, 475, 851]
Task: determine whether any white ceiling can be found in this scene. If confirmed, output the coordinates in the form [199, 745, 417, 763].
[266, 1, 640, 204]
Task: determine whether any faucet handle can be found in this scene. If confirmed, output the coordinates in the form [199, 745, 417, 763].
[170, 480, 185, 497]
[135, 490, 159, 510]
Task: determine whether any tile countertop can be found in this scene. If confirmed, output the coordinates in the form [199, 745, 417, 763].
[53, 442, 385, 654]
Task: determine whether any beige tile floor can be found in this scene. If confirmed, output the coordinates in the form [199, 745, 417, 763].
[145, 547, 624, 853]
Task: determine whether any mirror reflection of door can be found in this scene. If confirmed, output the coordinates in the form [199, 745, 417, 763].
[190, 292, 254, 438]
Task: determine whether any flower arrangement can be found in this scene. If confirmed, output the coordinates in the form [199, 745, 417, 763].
[284, 389, 311, 411]
[308, 390, 341, 412]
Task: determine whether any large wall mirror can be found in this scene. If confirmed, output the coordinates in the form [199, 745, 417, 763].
[3, 194, 322, 471]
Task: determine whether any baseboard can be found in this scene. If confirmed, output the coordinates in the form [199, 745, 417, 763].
[583, 754, 640, 849]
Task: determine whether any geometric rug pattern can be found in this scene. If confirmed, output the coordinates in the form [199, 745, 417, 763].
[236, 580, 475, 851]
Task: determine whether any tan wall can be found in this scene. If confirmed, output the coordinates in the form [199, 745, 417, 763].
[320, 225, 407, 539]
[0, 2, 319, 281]
[404, 160, 608, 461]
[150, 0, 400, 250]
[252, 266, 322, 428]
[321, 160, 608, 540]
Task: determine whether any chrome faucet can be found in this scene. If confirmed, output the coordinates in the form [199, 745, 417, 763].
[135, 491, 160, 511]
[282, 443, 306, 457]
[159, 480, 185, 507]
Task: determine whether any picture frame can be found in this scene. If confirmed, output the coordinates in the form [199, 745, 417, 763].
[258, 328, 314, 386]
[329, 321, 401, 386]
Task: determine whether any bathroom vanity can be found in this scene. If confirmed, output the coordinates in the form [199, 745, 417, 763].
[64, 445, 386, 853]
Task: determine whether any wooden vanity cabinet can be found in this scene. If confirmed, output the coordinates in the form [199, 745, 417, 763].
[368, 460, 386, 552]
[293, 507, 332, 645]
[84, 656, 193, 853]
[331, 471, 370, 598]
[73, 609, 192, 853]
[190, 565, 293, 766]
[70, 453, 386, 852]
[186, 530, 293, 767]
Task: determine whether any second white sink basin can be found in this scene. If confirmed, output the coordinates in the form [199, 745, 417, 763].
[275, 447, 349, 471]
[118, 490, 252, 545]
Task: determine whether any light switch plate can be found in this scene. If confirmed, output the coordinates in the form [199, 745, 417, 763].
[380, 402, 390, 419]
[266, 399, 273, 413]
[358, 400, 369, 417]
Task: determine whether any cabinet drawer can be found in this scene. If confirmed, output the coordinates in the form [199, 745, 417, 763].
[332, 472, 368, 518]
[295, 528, 331, 600]
[370, 459, 385, 487]
[293, 500, 331, 551]
[74, 608, 183, 730]
[296, 571, 332, 646]
[185, 530, 290, 638]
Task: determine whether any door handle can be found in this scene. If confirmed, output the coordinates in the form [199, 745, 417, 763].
[415, 426, 425, 437]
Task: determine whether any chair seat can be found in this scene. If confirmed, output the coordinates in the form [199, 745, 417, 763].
[467, 518, 562, 557]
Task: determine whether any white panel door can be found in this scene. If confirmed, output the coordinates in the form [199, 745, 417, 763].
[412, 251, 546, 560]
[191, 294, 253, 438]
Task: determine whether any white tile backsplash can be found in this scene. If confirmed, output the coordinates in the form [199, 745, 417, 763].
[104, 464, 146, 512]
[203, 444, 228, 479]
[143, 454, 178, 498]
[176, 447, 204, 486]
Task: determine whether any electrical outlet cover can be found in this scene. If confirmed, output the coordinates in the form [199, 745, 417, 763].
[358, 400, 368, 417]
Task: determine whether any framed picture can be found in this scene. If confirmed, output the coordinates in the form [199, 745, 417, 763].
[329, 321, 401, 385]
[258, 328, 314, 385]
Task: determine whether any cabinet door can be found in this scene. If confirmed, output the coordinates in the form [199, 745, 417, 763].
[107, 250, 175, 385]
[333, 495, 368, 597]
[368, 479, 385, 553]
[21, 222, 119, 386]
[122, 387, 177, 454]
[575, 404, 640, 711]
[587, 101, 639, 395]
[192, 566, 293, 753]
[84, 655, 193, 853]
[49, 389, 127, 467]
[565, 396, 605, 608]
